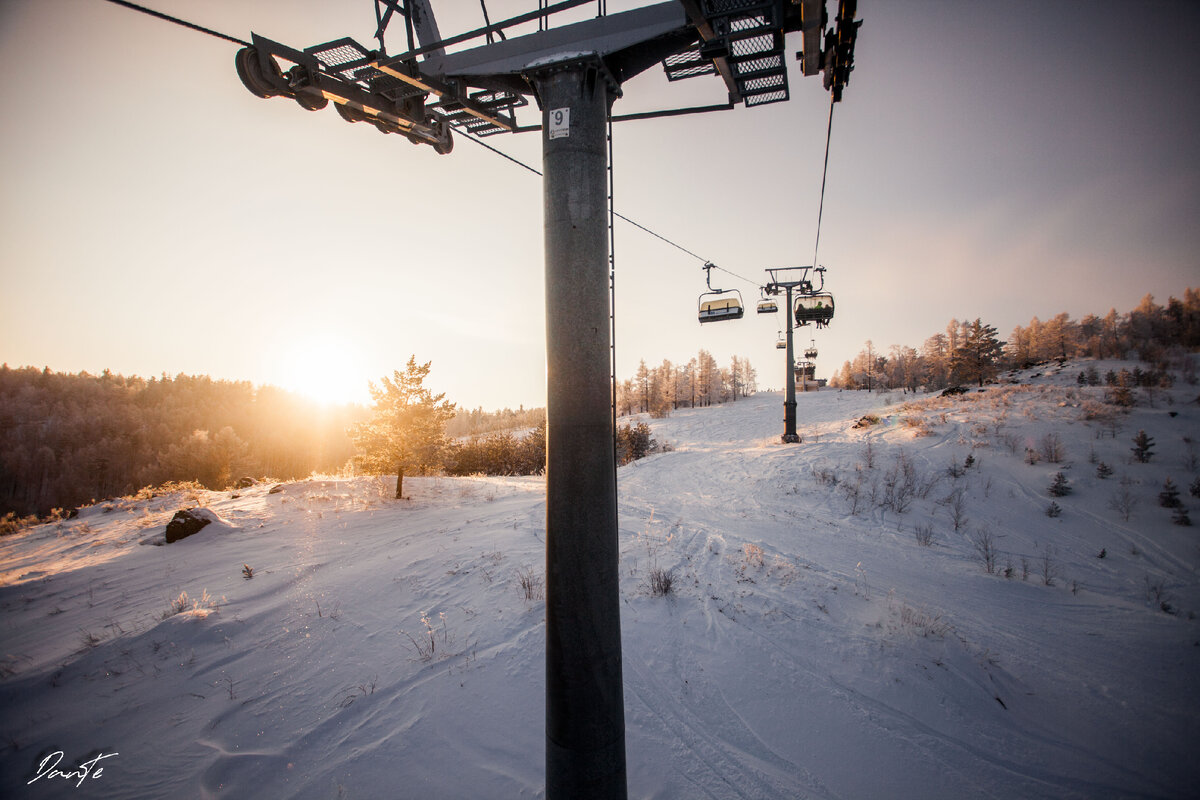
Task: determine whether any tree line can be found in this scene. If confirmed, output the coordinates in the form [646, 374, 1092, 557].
[829, 289, 1200, 392]
[0, 366, 365, 517]
[616, 351, 757, 418]
[2, 346, 714, 517]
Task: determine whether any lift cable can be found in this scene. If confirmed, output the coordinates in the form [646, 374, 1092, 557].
[459, 130, 728, 271]
[810, 95, 836, 270]
[101, 0, 249, 46]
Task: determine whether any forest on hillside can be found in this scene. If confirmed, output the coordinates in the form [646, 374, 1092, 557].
[830, 290, 1200, 392]
[5, 285, 1195, 520]
[0, 348, 756, 519]
[0, 369, 365, 518]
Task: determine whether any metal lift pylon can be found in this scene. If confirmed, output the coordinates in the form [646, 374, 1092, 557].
[232, 3, 859, 796]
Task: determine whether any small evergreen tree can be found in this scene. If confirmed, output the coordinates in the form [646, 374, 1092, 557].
[1048, 472, 1071, 497]
[1096, 461, 1113, 479]
[1158, 478, 1181, 508]
[351, 357, 456, 499]
[1130, 430, 1155, 463]
[1172, 506, 1192, 526]
[1046, 501, 1063, 518]
[1190, 476, 1200, 499]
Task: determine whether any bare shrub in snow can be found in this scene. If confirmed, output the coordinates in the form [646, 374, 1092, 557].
[1039, 432, 1066, 463]
[516, 566, 544, 602]
[970, 527, 1001, 574]
[1144, 577, 1176, 615]
[860, 438, 876, 469]
[648, 567, 675, 597]
[1107, 478, 1138, 521]
[811, 464, 839, 487]
[882, 451, 917, 513]
[1039, 545, 1060, 587]
[401, 612, 452, 661]
[841, 468, 865, 515]
[742, 543, 765, 568]
[942, 488, 969, 533]
[161, 589, 218, 620]
[914, 523, 935, 547]
[887, 592, 951, 638]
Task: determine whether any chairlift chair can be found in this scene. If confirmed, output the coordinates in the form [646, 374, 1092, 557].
[804, 340, 818, 360]
[756, 297, 779, 314]
[794, 292, 835, 328]
[699, 294, 745, 323]
[775, 333, 787, 350]
[698, 262, 744, 324]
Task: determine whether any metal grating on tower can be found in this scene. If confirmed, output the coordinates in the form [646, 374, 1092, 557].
[663, 0, 793, 107]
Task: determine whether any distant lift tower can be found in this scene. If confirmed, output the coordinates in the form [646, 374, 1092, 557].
[765, 266, 834, 442]
[235, 2, 859, 797]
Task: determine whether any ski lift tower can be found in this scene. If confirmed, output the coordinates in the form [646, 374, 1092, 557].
[235, 2, 859, 796]
[765, 266, 833, 442]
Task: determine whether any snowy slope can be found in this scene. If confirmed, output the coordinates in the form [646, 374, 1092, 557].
[2, 361, 1198, 799]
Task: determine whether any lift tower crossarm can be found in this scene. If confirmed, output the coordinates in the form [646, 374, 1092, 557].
[675, 0, 741, 101]
[416, 3, 692, 94]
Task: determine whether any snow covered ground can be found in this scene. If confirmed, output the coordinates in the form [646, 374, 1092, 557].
[2, 360, 1198, 799]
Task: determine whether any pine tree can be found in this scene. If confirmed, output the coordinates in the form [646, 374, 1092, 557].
[351, 357, 456, 499]
[1096, 461, 1113, 479]
[950, 319, 1005, 387]
[1130, 430, 1155, 463]
[1158, 478, 1181, 508]
[1048, 472, 1071, 497]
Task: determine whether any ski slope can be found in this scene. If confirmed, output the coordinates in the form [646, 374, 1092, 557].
[2, 362, 1197, 798]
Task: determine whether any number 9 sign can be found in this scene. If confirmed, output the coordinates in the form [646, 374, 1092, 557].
[549, 107, 570, 139]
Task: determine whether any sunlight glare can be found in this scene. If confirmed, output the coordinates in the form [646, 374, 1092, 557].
[277, 335, 370, 407]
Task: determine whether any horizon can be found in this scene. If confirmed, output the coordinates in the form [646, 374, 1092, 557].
[1, 0, 1197, 410]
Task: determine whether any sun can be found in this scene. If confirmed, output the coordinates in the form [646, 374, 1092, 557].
[276, 336, 371, 407]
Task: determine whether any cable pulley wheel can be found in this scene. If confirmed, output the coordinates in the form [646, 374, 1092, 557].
[293, 91, 329, 112]
[335, 102, 368, 124]
[234, 47, 285, 99]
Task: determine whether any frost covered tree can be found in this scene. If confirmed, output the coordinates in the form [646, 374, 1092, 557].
[351, 357, 456, 499]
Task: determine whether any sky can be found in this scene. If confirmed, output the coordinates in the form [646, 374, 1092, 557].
[1, 0, 1197, 410]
